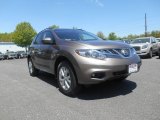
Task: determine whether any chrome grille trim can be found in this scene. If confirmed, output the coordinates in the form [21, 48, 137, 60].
[102, 48, 132, 58]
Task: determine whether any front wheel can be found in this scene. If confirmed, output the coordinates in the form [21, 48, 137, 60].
[57, 61, 80, 96]
[148, 49, 152, 58]
[28, 59, 39, 76]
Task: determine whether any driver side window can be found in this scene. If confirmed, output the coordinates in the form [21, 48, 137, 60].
[43, 31, 55, 43]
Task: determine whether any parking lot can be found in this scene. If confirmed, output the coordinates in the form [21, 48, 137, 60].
[0, 57, 160, 120]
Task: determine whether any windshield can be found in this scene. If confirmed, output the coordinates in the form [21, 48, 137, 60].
[132, 38, 150, 44]
[54, 29, 99, 41]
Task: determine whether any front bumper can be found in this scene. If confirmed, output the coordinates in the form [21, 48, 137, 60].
[0, 56, 4, 59]
[8, 55, 16, 58]
[74, 54, 141, 84]
[133, 46, 149, 56]
[136, 49, 149, 56]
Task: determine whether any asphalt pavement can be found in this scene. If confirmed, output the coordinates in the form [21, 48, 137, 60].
[0, 57, 160, 120]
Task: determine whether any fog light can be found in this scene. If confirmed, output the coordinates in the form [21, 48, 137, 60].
[91, 72, 105, 79]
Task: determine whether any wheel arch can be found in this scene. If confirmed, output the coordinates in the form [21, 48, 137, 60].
[54, 55, 79, 83]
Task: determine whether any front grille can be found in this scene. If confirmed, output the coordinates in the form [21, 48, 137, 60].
[114, 48, 130, 57]
[133, 46, 140, 51]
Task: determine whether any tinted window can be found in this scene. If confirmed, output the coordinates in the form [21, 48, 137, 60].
[80, 33, 97, 40]
[54, 29, 99, 41]
[55, 30, 79, 40]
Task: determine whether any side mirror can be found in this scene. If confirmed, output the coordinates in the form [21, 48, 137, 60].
[42, 37, 54, 44]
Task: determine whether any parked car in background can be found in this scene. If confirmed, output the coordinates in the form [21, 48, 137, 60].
[156, 38, 160, 58]
[4, 51, 17, 59]
[124, 40, 132, 44]
[16, 51, 27, 59]
[28, 28, 141, 96]
[114, 40, 131, 44]
[157, 38, 160, 42]
[130, 37, 159, 58]
[0, 52, 4, 60]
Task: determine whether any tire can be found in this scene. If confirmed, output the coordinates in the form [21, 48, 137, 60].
[148, 49, 152, 58]
[28, 59, 39, 76]
[159, 50, 160, 59]
[57, 61, 80, 96]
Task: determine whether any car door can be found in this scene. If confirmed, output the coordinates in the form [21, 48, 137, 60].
[151, 37, 158, 53]
[38, 30, 58, 73]
[30, 31, 44, 69]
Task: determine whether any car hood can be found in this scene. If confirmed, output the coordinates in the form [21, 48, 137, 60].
[63, 40, 131, 49]
[130, 43, 149, 47]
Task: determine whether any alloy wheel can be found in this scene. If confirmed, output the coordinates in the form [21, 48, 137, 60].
[28, 60, 33, 74]
[59, 66, 71, 91]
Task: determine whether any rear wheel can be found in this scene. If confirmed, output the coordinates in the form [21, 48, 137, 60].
[57, 61, 80, 96]
[28, 59, 39, 76]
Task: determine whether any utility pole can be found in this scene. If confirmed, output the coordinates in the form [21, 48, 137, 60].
[145, 13, 147, 37]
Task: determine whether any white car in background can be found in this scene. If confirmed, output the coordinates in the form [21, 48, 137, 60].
[156, 38, 160, 58]
[156, 38, 160, 45]
[0, 52, 4, 60]
[130, 37, 159, 58]
[4, 51, 17, 59]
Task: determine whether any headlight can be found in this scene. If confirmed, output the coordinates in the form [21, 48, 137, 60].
[142, 44, 148, 49]
[75, 49, 107, 60]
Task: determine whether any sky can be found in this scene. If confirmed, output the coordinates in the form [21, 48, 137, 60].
[0, 0, 160, 37]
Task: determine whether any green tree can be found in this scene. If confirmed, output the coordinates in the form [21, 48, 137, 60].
[108, 32, 117, 40]
[12, 22, 36, 50]
[0, 32, 13, 42]
[97, 31, 106, 40]
[127, 34, 138, 39]
[49, 25, 59, 29]
[151, 30, 160, 38]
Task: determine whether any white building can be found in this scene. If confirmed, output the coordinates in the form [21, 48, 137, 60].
[0, 42, 26, 53]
